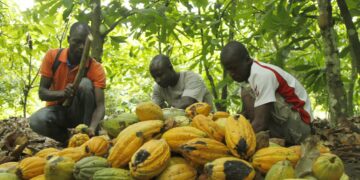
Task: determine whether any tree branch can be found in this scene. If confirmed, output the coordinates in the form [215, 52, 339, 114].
[103, 0, 162, 37]
[199, 9, 218, 101]
[102, 12, 134, 37]
[336, 0, 360, 75]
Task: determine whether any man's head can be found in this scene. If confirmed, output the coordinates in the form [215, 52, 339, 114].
[149, 54, 177, 88]
[68, 22, 91, 64]
[220, 41, 252, 82]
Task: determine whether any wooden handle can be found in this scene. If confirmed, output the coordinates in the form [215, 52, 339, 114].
[63, 34, 93, 107]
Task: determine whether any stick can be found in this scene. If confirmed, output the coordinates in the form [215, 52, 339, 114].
[63, 34, 93, 107]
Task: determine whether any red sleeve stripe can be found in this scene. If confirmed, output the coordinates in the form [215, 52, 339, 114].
[254, 61, 311, 124]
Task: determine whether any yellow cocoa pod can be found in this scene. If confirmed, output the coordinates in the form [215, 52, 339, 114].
[108, 120, 164, 168]
[16, 156, 46, 179]
[191, 114, 224, 142]
[185, 102, 212, 118]
[68, 133, 90, 148]
[162, 126, 208, 152]
[135, 101, 163, 121]
[204, 157, 255, 180]
[225, 115, 256, 159]
[130, 139, 171, 179]
[251, 146, 299, 173]
[180, 138, 231, 166]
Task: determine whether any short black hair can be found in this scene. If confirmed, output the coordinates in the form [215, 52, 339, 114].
[69, 22, 91, 36]
[221, 41, 250, 63]
[150, 54, 173, 69]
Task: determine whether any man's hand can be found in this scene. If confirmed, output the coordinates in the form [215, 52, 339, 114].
[88, 127, 95, 137]
[63, 84, 75, 98]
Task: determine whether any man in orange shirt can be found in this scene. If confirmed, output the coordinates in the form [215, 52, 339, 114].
[29, 22, 106, 144]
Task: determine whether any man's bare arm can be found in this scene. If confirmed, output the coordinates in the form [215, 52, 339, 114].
[89, 88, 105, 132]
[251, 102, 273, 132]
[38, 76, 73, 101]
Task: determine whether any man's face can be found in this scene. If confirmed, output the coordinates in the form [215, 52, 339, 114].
[150, 65, 173, 88]
[221, 56, 250, 82]
[68, 30, 88, 63]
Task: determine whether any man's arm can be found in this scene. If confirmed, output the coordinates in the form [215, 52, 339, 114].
[177, 72, 209, 109]
[251, 102, 273, 132]
[89, 88, 105, 132]
[172, 96, 197, 109]
[38, 76, 73, 101]
[152, 85, 166, 108]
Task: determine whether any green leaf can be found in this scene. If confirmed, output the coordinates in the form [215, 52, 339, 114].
[339, 46, 350, 58]
[300, 4, 317, 14]
[62, 5, 73, 21]
[62, 0, 73, 9]
[49, 1, 62, 15]
[110, 36, 127, 43]
[292, 64, 315, 71]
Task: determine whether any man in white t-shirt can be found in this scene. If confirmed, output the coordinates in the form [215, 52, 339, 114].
[150, 54, 213, 109]
[220, 41, 312, 144]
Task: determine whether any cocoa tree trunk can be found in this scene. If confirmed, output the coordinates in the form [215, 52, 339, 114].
[90, 0, 104, 62]
[336, 0, 360, 76]
[317, 0, 347, 124]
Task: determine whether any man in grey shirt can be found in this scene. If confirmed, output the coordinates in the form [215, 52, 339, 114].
[150, 54, 213, 109]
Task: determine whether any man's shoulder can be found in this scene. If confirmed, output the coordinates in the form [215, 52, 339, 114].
[251, 62, 277, 77]
[43, 48, 60, 60]
[90, 58, 103, 67]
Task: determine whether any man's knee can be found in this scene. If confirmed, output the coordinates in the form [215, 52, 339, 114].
[29, 109, 50, 133]
[78, 78, 93, 93]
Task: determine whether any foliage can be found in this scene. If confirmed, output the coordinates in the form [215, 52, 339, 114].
[0, 0, 359, 119]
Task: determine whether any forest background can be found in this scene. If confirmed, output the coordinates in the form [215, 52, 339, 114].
[0, 0, 359, 125]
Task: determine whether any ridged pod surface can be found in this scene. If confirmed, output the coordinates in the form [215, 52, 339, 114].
[204, 157, 255, 180]
[16, 156, 46, 179]
[129, 139, 171, 180]
[108, 120, 164, 168]
[113, 120, 164, 144]
[82, 136, 109, 156]
[264, 160, 295, 180]
[44, 156, 75, 180]
[135, 102, 164, 121]
[29, 174, 45, 180]
[191, 115, 224, 142]
[34, 148, 60, 159]
[56, 147, 90, 162]
[68, 133, 90, 148]
[225, 115, 256, 159]
[73, 156, 109, 180]
[180, 138, 232, 166]
[213, 111, 230, 120]
[162, 126, 208, 152]
[185, 102, 212, 118]
[312, 153, 344, 180]
[92, 168, 133, 180]
[251, 146, 299, 173]
[168, 157, 188, 165]
[157, 161, 197, 180]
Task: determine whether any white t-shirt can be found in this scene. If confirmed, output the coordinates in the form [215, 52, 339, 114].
[248, 61, 313, 124]
[152, 71, 213, 108]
